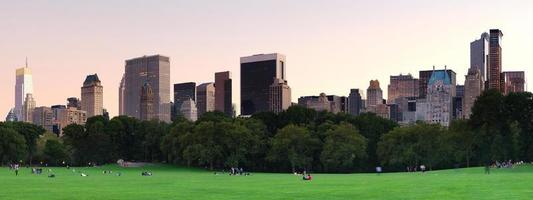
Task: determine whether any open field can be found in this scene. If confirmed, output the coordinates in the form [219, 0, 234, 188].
[1, 164, 533, 200]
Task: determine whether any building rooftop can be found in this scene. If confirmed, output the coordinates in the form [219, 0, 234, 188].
[83, 74, 101, 86]
[428, 70, 451, 85]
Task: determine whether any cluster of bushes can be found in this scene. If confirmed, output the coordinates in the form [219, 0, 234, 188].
[2, 89, 533, 173]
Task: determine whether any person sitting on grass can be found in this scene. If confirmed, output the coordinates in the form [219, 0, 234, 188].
[303, 174, 312, 181]
[48, 173, 55, 178]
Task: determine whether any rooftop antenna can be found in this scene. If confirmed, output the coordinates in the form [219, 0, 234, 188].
[25, 57, 28, 68]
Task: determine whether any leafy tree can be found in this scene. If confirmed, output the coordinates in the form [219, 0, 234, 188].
[320, 122, 367, 172]
[0, 127, 27, 165]
[43, 140, 68, 166]
[1, 122, 45, 164]
[161, 121, 193, 164]
[446, 120, 475, 167]
[268, 124, 320, 172]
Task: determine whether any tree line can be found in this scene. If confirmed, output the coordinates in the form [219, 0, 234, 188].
[1, 89, 533, 173]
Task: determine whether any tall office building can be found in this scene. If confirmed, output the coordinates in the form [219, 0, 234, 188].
[366, 80, 383, 107]
[240, 54, 286, 116]
[140, 82, 155, 121]
[196, 83, 215, 117]
[470, 32, 489, 83]
[269, 78, 291, 113]
[173, 82, 196, 116]
[419, 69, 456, 99]
[81, 74, 103, 117]
[215, 71, 233, 116]
[502, 71, 525, 94]
[388, 74, 419, 103]
[427, 69, 453, 126]
[120, 55, 171, 122]
[22, 93, 36, 123]
[15, 64, 33, 121]
[488, 29, 503, 91]
[32, 106, 54, 132]
[347, 89, 363, 116]
[463, 68, 483, 119]
[118, 74, 126, 115]
[453, 85, 464, 120]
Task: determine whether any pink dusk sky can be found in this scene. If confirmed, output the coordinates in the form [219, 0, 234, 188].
[1, 0, 532, 118]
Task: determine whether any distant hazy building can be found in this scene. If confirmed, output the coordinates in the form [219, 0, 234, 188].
[120, 55, 171, 122]
[119, 74, 126, 115]
[502, 71, 525, 94]
[387, 74, 419, 104]
[241, 54, 286, 115]
[327, 95, 347, 113]
[5, 108, 18, 122]
[347, 89, 363, 116]
[269, 78, 291, 113]
[81, 74, 103, 118]
[180, 98, 198, 122]
[22, 93, 36, 123]
[67, 97, 81, 110]
[453, 85, 464, 120]
[470, 32, 489, 83]
[298, 93, 331, 112]
[488, 29, 503, 91]
[140, 82, 155, 121]
[196, 83, 215, 117]
[427, 69, 453, 126]
[32, 106, 54, 132]
[215, 71, 233, 116]
[366, 80, 383, 107]
[15, 66, 33, 121]
[463, 69, 483, 119]
[419, 69, 456, 99]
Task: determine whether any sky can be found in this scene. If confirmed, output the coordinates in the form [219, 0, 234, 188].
[1, 0, 532, 118]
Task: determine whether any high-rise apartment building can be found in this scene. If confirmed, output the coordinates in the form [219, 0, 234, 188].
[502, 71, 525, 94]
[215, 71, 233, 116]
[269, 78, 291, 113]
[67, 97, 81, 110]
[120, 55, 171, 122]
[32, 106, 54, 132]
[387, 74, 419, 104]
[488, 29, 503, 91]
[180, 98, 198, 122]
[240, 54, 286, 116]
[419, 69, 456, 99]
[347, 89, 363, 116]
[196, 83, 215, 117]
[22, 93, 36, 122]
[55, 107, 87, 136]
[463, 69, 483, 119]
[15, 65, 33, 121]
[298, 93, 331, 112]
[81, 74, 103, 117]
[470, 32, 489, 83]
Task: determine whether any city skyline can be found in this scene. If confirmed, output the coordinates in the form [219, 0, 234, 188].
[1, 1, 532, 118]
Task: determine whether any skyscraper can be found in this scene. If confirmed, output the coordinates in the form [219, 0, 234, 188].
[22, 93, 36, 122]
[488, 29, 503, 91]
[387, 74, 419, 104]
[502, 71, 525, 94]
[196, 83, 215, 117]
[366, 80, 383, 107]
[348, 89, 363, 116]
[215, 71, 233, 116]
[427, 68, 453, 126]
[470, 32, 489, 83]
[140, 82, 155, 121]
[463, 68, 483, 119]
[240, 53, 286, 116]
[121, 55, 171, 122]
[419, 69, 457, 99]
[173, 82, 196, 116]
[15, 64, 33, 121]
[81, 74, 104, 118]
[269, 78, 291, 113]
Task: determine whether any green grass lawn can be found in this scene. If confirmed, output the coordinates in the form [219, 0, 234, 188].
[1, 164, 532, 200]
